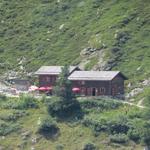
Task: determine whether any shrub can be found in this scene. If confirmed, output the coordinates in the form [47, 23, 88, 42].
[0, 110, 28, 122]
[82, 117, 107, 134]
[0, 120, 20, 136]
[109, 134, 129, 144]
[127, 118, 144, 142]
[55, 144, 64, 150]
[38, 116, 59, 138]
[82, 142, 97, 150]
[127, 129, 141, 142]
[107, 115, 129, 134]
[18, 94, 38, 109]
[0, 94, 7, 101]
[41, 0, 51, 4]
[83, 115, 129, 136]
[47, 96, 82, 118]
[141, 121, 150, 145]
[79, 98, 122, 112]
[1, 95, 38, 110]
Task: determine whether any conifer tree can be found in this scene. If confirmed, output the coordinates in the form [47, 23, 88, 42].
[54, 65, 75, 101]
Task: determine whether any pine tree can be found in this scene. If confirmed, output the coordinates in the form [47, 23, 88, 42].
[54, 65, 75, 101]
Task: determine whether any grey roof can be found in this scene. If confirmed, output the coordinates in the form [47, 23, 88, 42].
[35, 66, 78, 75]
[68, 71, 125, 81]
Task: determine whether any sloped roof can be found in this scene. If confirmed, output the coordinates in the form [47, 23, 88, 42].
[68, 71, 127, 81]
[35, 66, 78, 75]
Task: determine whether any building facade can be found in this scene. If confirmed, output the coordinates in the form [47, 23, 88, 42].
[68, 71, 127, 98]
[35, 66, 80, 87]
[35, 66, 127, 98]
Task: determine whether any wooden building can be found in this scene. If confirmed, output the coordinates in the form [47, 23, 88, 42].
[9, 79, 30, 91]
[68, 71, 127, 98]
[35, 66, 127, 98]
[35, 66, 80, 87]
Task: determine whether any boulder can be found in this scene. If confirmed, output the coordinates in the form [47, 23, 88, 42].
[142, 78, 150, 86]
[0, 146, 4, 150]
[127, 88, 143, 98]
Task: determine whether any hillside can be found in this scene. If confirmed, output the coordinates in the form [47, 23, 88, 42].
[0, 0, 150, 80]
[0, 95, 148, 150]
[0, 1, 150, 149]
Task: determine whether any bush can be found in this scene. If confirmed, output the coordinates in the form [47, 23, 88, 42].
[82, 117, 107, 134]
[107, 115, 129, 134]
[47, 96, 82, 118]
[55, 144, 64, 150]
[0, 120, 20, 136]
[109, 134, 129, 144]
[0, 94, 7, 101]
[127, 118, 144, 142]
[18, 94, 38, 109]
[83, 115, 129, 136]
[1, 95, 38, 109]
[38, 116, 59, 138]
[82, 142, 97, 150]
[79, 98, 122, 112]
[127, 129, 141, 142]
[141, 121, 150, 145]
[0, 110, 28, 122]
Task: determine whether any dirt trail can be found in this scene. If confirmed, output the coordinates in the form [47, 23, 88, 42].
[122, 101, 145, 108]
[113, 97, 145, 109]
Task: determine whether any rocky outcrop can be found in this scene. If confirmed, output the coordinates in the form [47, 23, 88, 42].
[79, 46, 107, 70]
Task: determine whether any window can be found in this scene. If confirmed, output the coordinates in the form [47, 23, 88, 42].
[99, 87, 105, 95]
[81, 87, 85, 96]
[78, 81, 85, 85]
[81, 81, 85, 85]
[92, 88, 96, 96]
[51, 76, 56, 83]
[87, 88, 91, 96]
[45, 76, 50, 82]
[112, 85, 118, 96]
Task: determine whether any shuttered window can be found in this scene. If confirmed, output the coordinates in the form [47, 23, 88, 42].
[99, 87, 106, 95]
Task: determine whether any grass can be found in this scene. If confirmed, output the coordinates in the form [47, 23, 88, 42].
[0, 0, 150, 100]
[0, 0, 149, 84]
[0, 96, 145, 150]
[0, 0, 150, 148]
[85, 56, 99, 70]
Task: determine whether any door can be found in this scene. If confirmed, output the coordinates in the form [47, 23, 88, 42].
[92, 88, 96, 96]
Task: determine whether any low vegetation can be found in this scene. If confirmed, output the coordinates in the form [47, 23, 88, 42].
[0, 94, 38, 109]
[0, 0, 149, 92]
[37, 116, 59, 138]
[47, 97, 82, 119]
[0, 95, 148, 150]
[0, 0, 149, 149]
[82, 142, 98, 150]
[0, 120, 20, 136]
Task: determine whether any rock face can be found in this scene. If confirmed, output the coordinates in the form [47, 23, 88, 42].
[79, 46, 107, 71]
[0, 146, 4, 150]
[80, 47, 98, 56]
[59, 24, 65, 30]
[126, 88, 143, 98]
[142, 78, 150, 86]
[21, 131, 31, 140]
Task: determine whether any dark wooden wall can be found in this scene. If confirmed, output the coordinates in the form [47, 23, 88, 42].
[71, 80, 111, 96]
[39, 75, 58, 87]
[71, 74, 125, 97]
[38, 74, 125, 97]
[111, 75, 125, 96]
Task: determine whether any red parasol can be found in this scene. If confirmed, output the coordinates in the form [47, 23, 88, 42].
[72, 87, 80, 92]
[38, 86, 52, 91]
[28, 85, 39, 91]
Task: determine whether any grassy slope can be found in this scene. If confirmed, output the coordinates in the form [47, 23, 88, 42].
[0, 1, 150, 149]
[0, 0, 149, 82]
[0, 97, 143, 150]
